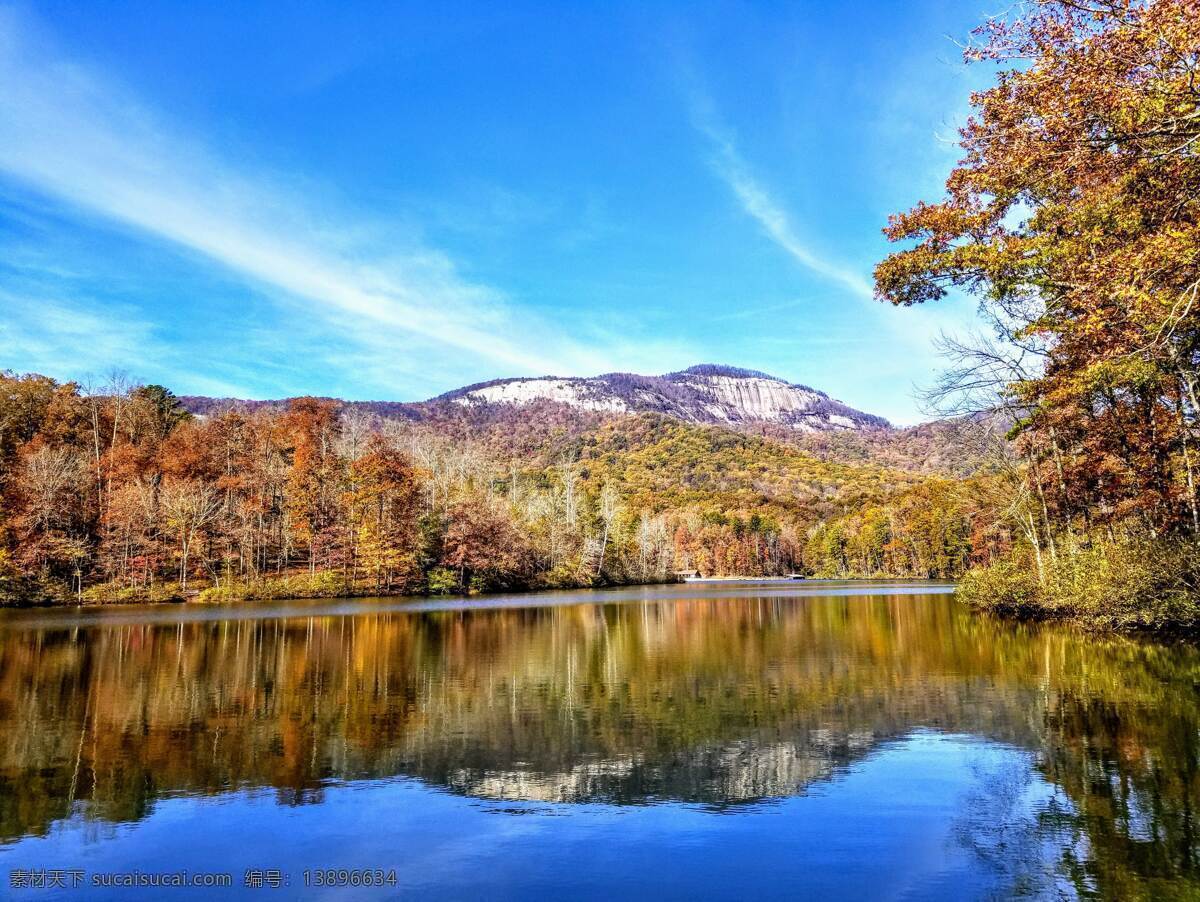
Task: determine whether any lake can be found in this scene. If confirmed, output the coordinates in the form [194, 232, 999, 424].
[0, 580, 1197, 899]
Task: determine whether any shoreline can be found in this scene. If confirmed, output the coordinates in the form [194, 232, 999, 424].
[0, 573, 958, 612]
[0, 575, 684, 611]
[5, 579, 1195, 642]
[0, 573, 969, 609]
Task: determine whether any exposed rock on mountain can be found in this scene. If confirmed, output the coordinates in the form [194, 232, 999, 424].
[436, 365, 888, 432]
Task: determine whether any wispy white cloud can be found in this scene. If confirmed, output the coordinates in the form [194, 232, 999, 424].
[676, 73, 988, 425]
[686, 91, 874, 300]
[0, 8, 630, 386]
[720, 169, 876, 299]
[684, 78, 979, 366]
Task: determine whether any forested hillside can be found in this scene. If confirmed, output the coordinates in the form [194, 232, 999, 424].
[0, 370, 1001, 605]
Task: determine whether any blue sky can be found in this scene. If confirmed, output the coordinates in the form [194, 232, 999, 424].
[0, 1, 998, 424]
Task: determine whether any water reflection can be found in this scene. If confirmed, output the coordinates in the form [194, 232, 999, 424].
[0, 582, 1198, 898]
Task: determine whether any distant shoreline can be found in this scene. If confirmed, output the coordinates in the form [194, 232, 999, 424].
[0, 574, 963, 611]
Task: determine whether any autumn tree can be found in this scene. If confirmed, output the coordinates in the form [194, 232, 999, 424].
[16, 445, 91, 593]
[876, 0, 1200, 543]
[160, 478, 223, 591]
[346, 436, 421, 592]
[283, 398, 342, 572]
[442, 498, 531, 591]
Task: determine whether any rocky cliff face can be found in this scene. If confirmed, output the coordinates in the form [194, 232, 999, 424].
[181, 364, 890, 433]
[437, 365, 888, 431]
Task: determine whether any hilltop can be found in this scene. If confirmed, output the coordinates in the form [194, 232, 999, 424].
[181, 364, 889, 433]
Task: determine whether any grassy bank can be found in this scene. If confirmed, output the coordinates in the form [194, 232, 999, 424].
[957, 534, 1200, 634]
[0, 568, 680, 608]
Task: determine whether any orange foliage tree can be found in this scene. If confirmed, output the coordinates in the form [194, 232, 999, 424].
[876, 0, 1200, 543]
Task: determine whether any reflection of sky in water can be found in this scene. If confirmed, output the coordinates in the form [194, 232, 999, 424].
[3, 732, 1076, 900]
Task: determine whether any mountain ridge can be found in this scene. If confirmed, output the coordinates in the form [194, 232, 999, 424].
[180, 364, 890, 433]
[432, 364, 890, 432]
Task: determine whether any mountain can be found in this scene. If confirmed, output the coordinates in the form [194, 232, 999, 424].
[180, 364, 889, 433]
[180, 368, 1006, 482]
[432, 365, 889, 432]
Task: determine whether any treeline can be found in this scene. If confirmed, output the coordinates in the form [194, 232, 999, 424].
[0, 372, 669, 603]
[0, 371, 997, 605]
[875, 0, 1200, 629]
[803, 478, 1009, 579]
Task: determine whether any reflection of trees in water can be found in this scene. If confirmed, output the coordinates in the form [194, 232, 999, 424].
[1, 594, 1198, 897]
[1037, 691, 1200, 900]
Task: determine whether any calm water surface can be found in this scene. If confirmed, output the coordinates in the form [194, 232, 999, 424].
[1, 580, 1198, 900]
